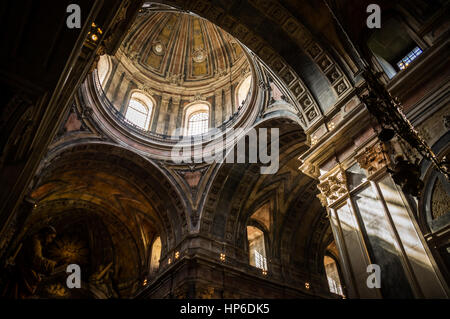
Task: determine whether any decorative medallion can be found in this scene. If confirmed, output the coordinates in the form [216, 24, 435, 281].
[193, 48, 207, 63]
[152, 42, 165, 55]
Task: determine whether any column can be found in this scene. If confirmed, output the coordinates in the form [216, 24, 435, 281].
[214, 90, 222, 128]
[313, 140, 449, 298]
[317, 167, 380, 298]
[155, 94, 170, 134]
[356, 141, 449, 298]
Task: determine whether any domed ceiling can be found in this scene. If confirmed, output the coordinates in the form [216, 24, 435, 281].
[96, 7, 253, 138]
[124, 11, 246, 86]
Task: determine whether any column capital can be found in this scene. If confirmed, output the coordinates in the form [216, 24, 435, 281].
[317, 168, 348, 207]
[160, 93, 172, 103]
[356, 141, 390, 177]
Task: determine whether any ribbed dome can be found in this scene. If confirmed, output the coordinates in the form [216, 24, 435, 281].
[121, 10, 247, 88]
[96, 8, 254, 139]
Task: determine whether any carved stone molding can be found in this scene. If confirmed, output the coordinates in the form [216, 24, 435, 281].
[356, 142, 390, 177]
[316, 193, 328, 207]
[317, 169, 348, 207]
[298, 161, 320, 179]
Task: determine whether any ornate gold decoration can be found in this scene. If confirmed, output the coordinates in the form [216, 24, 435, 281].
[298, 161, 320, 179]
[317, 169, 348, 206]
[356, 142, 390, 176]
[46, 283, 68, 297]
[192, 93, 206, 102]
[199, 286, 215, 299]
[165, 72, 183, 86]
[48, 236, 89, 265]
[85, 22, 103, 49]
[431, 178, 450, 220]
[173, 287, 187, 299]
[316, 193, 328, 207]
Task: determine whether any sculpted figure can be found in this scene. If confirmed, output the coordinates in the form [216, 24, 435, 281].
[89, 262, 119, 298]
[2, 226, 58, 298]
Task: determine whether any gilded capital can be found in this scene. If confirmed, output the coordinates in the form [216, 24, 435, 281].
[356, 142, 390, 176]
[316, 169, 348, 207]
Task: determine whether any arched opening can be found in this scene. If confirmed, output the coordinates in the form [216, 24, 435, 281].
[247, 225, 267, 271]
[150, 236, 161, 274]
[12, 143, 186, 298]
[419, 145, 450, 286]
[324, 255, 344, 297]
[184, 103, 209, 135]
[125, 92, 154, 130]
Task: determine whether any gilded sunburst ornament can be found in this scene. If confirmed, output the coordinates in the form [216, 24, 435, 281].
[49, 236, 89, 264]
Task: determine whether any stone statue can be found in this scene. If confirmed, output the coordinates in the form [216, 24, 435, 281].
[89, 262, 119, 298]
[1, 226, 58, 298]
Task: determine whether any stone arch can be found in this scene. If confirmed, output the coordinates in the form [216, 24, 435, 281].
[197, 113, 333, 293]
[31, 141, 189, 252]
[200, 115, 308, 241]
[149, 0, 353, 114]
[23, 200, 143, 297]
[419, 132, 450, 233]
[417, 132, 450, 286]
[17, 141, 192, 297]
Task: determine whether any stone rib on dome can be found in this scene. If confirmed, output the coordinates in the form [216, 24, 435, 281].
[122, 11, 246, 86]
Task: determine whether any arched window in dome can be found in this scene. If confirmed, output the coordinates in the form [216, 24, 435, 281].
[236, 75, 252, 107]
[184, 103, 209, 135]
[188, 112, 209, 135]
[247, 225, 267, 271]
[150, 236, 161, 274]
[125, 92, 153, 130]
